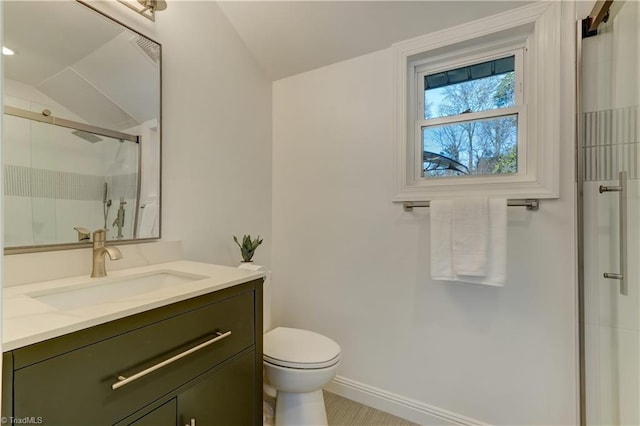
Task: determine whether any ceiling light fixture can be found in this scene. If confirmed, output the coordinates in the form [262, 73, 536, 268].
[118, 0, 167, 22]
[2, 46, 15, 56]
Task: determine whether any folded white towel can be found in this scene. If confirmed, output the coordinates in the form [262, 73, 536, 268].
[453, 198, 489, 276]
[430, 200, 454, 280]
[430, 198, 507, 286]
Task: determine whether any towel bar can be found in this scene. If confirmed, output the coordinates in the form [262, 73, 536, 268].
[402, 199, 539, 212]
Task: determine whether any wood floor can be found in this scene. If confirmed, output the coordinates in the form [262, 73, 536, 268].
[263, 391, 419, 425]
[324, 391, 419, 426]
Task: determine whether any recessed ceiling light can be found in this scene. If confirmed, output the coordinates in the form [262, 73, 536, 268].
[2, 46, 15, 56]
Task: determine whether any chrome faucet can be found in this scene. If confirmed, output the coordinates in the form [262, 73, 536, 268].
[91, 229, 123, 278]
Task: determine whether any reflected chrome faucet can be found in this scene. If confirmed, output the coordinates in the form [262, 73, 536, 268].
[73, 226, 91, 242]
[91, 229, 123, 278]
[112, 197, 126, 240]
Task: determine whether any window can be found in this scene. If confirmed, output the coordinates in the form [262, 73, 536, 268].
[393, 2, 563, 201]
[419, 51, 523, 177]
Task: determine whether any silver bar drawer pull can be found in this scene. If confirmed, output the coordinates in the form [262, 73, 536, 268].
[112, 331, 232, 390]
[600, 170, 628, 296]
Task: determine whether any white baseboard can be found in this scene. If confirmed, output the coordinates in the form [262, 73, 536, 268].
[324, 375, 490, 426]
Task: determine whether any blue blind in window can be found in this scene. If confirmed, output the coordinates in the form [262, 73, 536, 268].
[424, 56, 515, 90]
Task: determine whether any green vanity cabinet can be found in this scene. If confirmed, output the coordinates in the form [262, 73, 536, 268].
[2, 279, 263, 426]
[177, 350, 255, 425]
[122, 351, 255, 426]
[127, 399, 177, 426]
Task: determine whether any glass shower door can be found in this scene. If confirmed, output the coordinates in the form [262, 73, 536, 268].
[581, 1, 640, 424]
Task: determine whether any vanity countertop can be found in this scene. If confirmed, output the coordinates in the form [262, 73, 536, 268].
[2, 260, 265, 351]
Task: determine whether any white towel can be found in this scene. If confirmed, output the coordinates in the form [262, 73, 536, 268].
[430, 200, 454, 281]
[453, 198, 489, 276]
[430, 198, 507, 286]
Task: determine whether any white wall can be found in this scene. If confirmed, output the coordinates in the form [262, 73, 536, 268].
[154, 2, 272, 267]
[271, 4, 577, 424]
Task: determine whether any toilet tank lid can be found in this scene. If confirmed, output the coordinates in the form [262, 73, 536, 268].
[263, 327, 341, 365]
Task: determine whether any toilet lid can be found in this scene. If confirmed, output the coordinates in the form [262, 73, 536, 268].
[263, 327, 341, 369]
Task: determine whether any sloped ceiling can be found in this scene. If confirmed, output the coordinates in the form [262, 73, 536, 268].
[217, 1, 535, 81]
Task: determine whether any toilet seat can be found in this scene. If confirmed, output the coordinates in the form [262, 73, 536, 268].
[264, 353, 341, 369]
[264, 327, 341, 370]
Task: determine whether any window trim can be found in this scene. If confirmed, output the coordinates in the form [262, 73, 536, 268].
[392, 1, 561, 201]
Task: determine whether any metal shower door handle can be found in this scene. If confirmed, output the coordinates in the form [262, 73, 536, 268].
[599, 170, 628, 296]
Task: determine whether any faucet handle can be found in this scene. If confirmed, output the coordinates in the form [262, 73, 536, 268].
[74, 226, 91, 242]
[92, 229, 108, 242]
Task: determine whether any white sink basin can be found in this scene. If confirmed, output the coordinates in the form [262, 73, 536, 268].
[28, 270, 210, 310]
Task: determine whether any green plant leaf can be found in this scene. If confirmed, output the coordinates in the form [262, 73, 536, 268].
[241, 247, 254, 261]
[234, 233, 263, 261]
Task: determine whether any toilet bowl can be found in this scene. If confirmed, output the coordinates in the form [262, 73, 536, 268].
[263, 327, 341, 426]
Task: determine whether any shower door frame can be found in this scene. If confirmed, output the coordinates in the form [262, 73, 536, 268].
[576, 16, 587, 425]
[4, 106, 140, 144]
[577, 2, 639, 423]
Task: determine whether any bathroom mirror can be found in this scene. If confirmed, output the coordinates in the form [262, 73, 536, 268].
[3, 0, 161, 253]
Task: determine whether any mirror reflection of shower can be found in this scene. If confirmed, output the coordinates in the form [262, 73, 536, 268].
[2, 106, 141, 246]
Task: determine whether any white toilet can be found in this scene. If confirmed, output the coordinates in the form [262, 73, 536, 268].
[263, 327, 341, 426]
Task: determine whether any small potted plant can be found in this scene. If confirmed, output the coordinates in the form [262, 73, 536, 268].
[233, 234, 263, 263]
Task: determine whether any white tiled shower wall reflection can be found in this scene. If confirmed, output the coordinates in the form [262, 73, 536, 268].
[582, 1, 640, 423]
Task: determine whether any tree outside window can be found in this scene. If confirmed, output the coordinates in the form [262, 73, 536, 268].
[421, 56, 519, 177]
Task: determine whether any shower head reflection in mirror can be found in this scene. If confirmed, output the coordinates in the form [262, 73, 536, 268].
[72, 130, 103, 144]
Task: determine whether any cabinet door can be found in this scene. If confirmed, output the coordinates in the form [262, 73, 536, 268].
[178, 351, 255, 426]
[127, 399, 176, 426]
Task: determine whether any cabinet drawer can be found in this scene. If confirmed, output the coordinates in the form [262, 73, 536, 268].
[12, 290, 255, 425]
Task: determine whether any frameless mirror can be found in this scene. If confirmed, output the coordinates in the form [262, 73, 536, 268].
[3, 1, 161, 253]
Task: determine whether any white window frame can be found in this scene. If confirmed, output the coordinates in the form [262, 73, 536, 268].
[415, 46, 526, 180]
[393, 1, 561, 201]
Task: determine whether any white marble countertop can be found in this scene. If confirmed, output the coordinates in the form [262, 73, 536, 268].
[2, 260, 265, 351]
